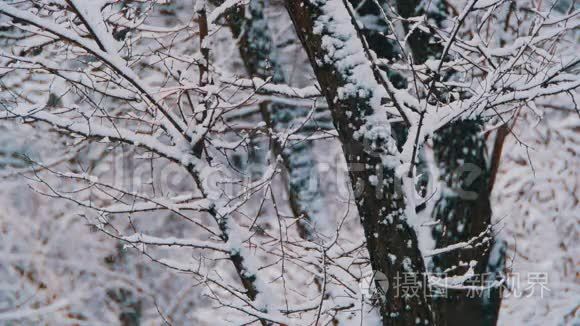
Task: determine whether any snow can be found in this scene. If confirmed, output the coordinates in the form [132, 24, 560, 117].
[67, 0, 121, 54]
[0, 298, 72, 321]
[122, 233, 228, 252]
[312, 0, 388, 123]
[5, 103, 185, 162]
[0, 0, 577, 324]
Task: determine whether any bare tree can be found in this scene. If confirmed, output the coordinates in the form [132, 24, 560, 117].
[0, 0, 577, 324]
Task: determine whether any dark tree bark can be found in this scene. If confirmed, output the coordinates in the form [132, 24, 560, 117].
[345, 1, 507, 324]
[284, 1, 433, 325]
[392, 1, 506, 325]
[430, 119, 496, 326]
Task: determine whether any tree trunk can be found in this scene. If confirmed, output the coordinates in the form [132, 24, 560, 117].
[430, 119, 496, 326]
[285, 1, 433, 324]
[392, 1, 506, 324]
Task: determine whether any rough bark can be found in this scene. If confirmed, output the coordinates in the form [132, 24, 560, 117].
[392, 1, 505, 325]
[285, 1, 433, 325]
[430, 119, 496, 326]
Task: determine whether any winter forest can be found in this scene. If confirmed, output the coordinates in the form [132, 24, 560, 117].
[0, 0, 578, 325]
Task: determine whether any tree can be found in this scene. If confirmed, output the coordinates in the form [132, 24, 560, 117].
[0, 0, 577, 324]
